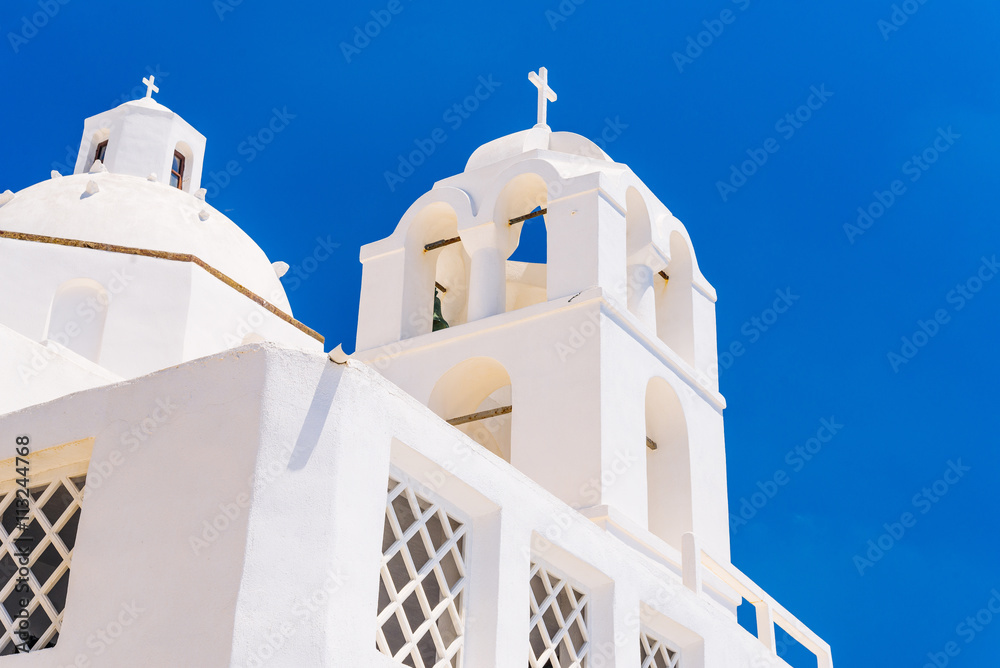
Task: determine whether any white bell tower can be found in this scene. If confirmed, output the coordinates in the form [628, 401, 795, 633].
[354, 69, 730, 559]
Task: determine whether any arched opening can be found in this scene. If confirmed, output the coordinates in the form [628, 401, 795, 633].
[172, 141, 194, 192]
[428, 357, 513, 462]
[655, 231, 696, 366]
[46, 279, 109, 363]
[645, 376, 692, 550]
[494, 173, 550, 313]
[433, 242, 470, 332]
[625, 187, 656, 328]
[86, 129, 111, 172]
[403, 202, 470, 339]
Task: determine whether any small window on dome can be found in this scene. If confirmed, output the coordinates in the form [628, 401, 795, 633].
[170, 151, 185, 190]
[94, 140, 108, 164]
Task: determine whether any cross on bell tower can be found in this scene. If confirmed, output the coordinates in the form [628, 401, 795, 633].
[142, 75, 160, 99]
[528, 67, 557, 129]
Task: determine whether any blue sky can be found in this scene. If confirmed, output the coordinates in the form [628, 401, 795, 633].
[3, 0, 999, 665]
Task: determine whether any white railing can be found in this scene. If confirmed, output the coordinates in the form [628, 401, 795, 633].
[681, 533, 833, 668]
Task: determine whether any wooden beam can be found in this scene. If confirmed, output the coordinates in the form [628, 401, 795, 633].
[646, 437, 658, 451]
[0, 230, 325, 343]
[658, 271, 669, 282]
[435, 282, 448, 294]
[446, 405, 512, 426]
[509, 208, 547, 226]
[424, 236, 461, 252]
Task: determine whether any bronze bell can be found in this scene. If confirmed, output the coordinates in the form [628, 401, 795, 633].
[433, 289, 449, 331]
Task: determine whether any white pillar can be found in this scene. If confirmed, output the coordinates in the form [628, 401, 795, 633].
[547, 188, 627, 304]
[461, 223, 506, 322]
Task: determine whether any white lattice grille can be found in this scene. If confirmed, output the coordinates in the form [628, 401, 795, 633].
[376, 476, 468, 667]
[0, 471, 87, 655]
[528, 561, 590, 668]
[640, 630, 680, 668]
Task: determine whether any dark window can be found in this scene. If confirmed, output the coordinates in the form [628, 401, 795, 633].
[94, 140, 108, 164]
[170, 151, 185, 190]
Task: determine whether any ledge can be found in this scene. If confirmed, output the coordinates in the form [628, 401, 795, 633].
[0, 229, 324, 343]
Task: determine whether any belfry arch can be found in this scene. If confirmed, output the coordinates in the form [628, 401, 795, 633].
[428, 357, 513, 462]
[495, 173, 550, 313]
[402, 201, 470, 338]
[656, 231, 696, 366]
[645, 376, 693, 549]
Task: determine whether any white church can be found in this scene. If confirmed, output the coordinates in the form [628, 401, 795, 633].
[0, 70, 833, 667]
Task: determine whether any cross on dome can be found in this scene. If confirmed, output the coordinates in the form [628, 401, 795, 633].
[528, 67, 557, 129]
[142, 75, 160, 99]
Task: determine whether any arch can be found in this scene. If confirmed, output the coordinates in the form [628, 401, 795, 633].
[625, 187, 658, 328]
[655, 231, 696, 366]
[45, 279, 109, 363]
[172, 141, 194, 192]
[85, 128, 111, 172]
[433, 242, 470, 329]
[428, 357, 513, 462]
[645, 376, 692, 548]
[401, 201, 470, 338]
[492, 172, 551, 313]
[356, 188, 474, 345]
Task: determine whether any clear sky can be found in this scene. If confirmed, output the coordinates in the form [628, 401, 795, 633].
[3, 0, 999, 666]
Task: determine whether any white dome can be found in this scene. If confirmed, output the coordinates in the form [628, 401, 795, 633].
[0, 172, 291, 313]
[465, 127, 612, 172]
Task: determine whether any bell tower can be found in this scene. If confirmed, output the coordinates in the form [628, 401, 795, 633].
[354, 69, 730, 559]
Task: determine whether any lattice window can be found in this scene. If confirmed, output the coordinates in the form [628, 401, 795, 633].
[0, 466, 87, 655]
[640, 629, 681, 668]
[377, 475, 468, 667]
[528, 561, 590, 668]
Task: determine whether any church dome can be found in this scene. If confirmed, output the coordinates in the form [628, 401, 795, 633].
[0, 172, 291, 313]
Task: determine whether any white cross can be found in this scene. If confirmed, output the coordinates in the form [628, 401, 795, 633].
[142, 75, 159, 99]
[528, 67, 557, 128]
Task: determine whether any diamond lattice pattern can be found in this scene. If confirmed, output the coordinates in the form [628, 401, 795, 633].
[640, 630, 680, 668]
[0, 474, 87, 655]
[528, 561, 590, 668]
[376, 476, 468, 667]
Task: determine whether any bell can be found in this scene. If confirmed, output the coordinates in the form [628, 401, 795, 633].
[432, 289, 450, 331]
